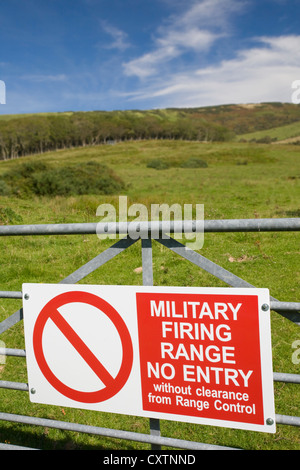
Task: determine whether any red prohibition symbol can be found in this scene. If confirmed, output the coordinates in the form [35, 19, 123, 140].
[33, 291, 133, 403]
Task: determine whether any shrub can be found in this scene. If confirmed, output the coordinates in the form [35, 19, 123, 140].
[146, 158, 170, 170]
[0, 160, 125, 197]
[147, 156, 208, 170]
[180, 158, 208, 168]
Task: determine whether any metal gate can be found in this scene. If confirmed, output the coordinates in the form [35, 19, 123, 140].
[0, 218, 299, 450]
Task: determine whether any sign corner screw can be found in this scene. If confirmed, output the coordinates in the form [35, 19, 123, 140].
[261, 303, 269, 311]
[266, 418, 274, 425]
[30, 388, 36, 394]
[24, 293, 30, 300]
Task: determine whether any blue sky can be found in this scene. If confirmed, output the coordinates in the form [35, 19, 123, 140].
[1, 0, 300, 114]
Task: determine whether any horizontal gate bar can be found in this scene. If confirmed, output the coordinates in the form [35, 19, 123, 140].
[270, 301, 300, 312]
[0, 442, 39, 450]
[0, 409, 298, 452]
[0, 442, 37, 450]
[0, 348, 26, 357]
[0, 412, 238, 450]
[273, 372, 300, 384]
[275, 414, 300, 427]
[0, 381, 28, 391]
[1, 371, 299, 392]
[0, 291, 22, 299]
[0, 218, 299, 237]
[204, 218, 300, 232]
[1, 292, 299, 312]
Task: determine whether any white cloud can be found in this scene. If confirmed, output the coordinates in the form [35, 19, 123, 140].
[175, 0, 245, 29]
[122, 0, 241, 79]
[100, 21, 131, 51]
[121, 1, 300, 108]
[123, 46, 179, 79]
[123, 27, 219, 79]
[158, 28, 221, 52]
[122, 35, 300, 107]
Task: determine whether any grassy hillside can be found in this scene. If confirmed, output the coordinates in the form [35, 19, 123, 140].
[170, 102, 300, 134]
[0, 139, 299, 450]
[239, 121, 300, 143]
[1, 102, 300, 131]
[0, 102, 300, 159]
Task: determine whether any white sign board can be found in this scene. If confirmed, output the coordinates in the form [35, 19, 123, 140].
[22, 283, 276, 433]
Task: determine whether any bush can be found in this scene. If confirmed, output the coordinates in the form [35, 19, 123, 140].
[146, 158, 170, 170]
[180, 158, 208, 168]
[147, 156, 208, 170]
[0, 160, 125, 197]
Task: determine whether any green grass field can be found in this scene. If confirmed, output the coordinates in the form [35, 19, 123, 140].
[0, 139, 299, 450]
[239, 121, 300, 142]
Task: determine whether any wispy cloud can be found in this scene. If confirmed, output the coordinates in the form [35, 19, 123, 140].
[3, 0, 299, 114]
[20, 74, 67, 83]
[123, 35, 300, 107]
[100, 21, 131, 51]
[123, 0, 244, 79]
[118, 0, 300, 108]
[123, 29, 219, 79]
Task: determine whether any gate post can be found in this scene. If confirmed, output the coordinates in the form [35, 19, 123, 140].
[141, 238, 161, 450]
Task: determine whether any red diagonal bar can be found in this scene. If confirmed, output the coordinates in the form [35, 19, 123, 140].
[49, 308, 115, 388]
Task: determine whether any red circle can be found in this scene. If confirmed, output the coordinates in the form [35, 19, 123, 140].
[33, 291, 133, 403]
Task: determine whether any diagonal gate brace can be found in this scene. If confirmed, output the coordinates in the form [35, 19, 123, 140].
[0, 236, 138, 334]
[157, 235, 300, 326]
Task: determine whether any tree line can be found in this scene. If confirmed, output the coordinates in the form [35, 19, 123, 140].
[0, 110, 233, 160]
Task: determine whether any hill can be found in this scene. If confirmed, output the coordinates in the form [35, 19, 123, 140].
[180, 102, 300, 134]
[239, 121, 300, 144]
[0, 102, 300, 159]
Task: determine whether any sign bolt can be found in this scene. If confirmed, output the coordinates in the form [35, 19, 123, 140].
[30, 388, 36, 394]
[266, 418, 274, 425]
[24, 293, 30, 300]
[261, 303, 269, 311]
